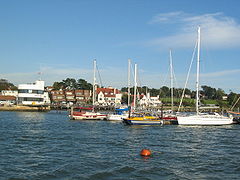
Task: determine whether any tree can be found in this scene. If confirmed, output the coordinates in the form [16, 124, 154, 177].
[53, 82, 65, 90]
[150, 88, 160, 97]
[159, 86, 169, 98]
[121, 87, 128, 92]
[0, 79, 17, 91]
[77, 79, 92, 90]
[201, 85, 216, 99]
[227, 92, 238, 106]
[62, 78, 78, 90]
[215, 88, 225, 100]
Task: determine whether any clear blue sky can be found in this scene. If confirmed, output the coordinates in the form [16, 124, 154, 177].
[1, 0, 240, 93]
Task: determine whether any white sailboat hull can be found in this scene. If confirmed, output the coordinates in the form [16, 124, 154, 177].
[177, 114, 233, 125]
[107, 114, 129, 121]
[70, 112, 107, 120]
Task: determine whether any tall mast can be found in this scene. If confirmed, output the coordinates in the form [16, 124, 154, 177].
[196, 26, 201, 115]
[128, 59, 131, 107]
[169, 49, 174, 112]
[133, 63, 137, 110]
[93, 59, 96, 106]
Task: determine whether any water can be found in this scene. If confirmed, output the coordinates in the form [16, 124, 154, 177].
[1, 111, 240, 180]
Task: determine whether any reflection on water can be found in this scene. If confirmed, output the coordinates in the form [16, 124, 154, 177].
[0, 111, 240, 179]
[16, 111, 46, 121]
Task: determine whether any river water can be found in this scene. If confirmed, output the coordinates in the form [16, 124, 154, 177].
[0, 111, 240, 180]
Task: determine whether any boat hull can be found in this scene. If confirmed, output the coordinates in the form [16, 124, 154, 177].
[107, 114, 129, 121]
[70, 112, 107, 120]
[123, 118, 163, 125]
[177, 115, 233, 125]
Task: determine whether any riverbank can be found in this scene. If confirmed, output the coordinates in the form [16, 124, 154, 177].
[0, 105, 50, 112]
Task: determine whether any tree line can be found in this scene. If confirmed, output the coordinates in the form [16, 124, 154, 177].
[120, 85, 240, 109]
[0, 78, 239, 109]
[52, 78, 93, 90]
[121, 85, 226, 99]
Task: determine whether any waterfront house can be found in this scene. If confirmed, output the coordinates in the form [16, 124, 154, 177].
[75, 89, 91, 104]
[65, 90, 75, 104]
[50, 90, 66, 104]
[17, 80, 50, 106]
[1, 90, 18, 97]
[139, 93, 162, 107]
[96, 87, 122, 106]
[49, 89, 92, 105]
[222, 95, 228, 101]
[0, 95, 16, 106]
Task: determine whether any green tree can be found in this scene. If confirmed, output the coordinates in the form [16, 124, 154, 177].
[53, 82, 65, 90]
[121, 87, 128, 92]
[215, 88, 225, 100]
[201, 85, 216, 99]
[77, 79, 92, 90]
[228, 92, 238, 106]
[0, 79, 17, 91]
[62, 78, 78, 90]
[159, 86, 169, 98]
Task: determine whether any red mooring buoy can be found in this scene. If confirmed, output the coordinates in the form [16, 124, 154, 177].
[140, 149, 151, 156]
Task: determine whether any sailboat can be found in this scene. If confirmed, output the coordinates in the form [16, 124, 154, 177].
[123, 63, 165, 125]
[69, 60, 107, 120]
[177, 27, 233, 125]
[107, 59, 131, 121]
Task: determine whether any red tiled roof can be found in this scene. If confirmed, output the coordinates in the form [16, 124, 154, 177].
[96, 88, 120, 94]
[0, 95, 16, 101]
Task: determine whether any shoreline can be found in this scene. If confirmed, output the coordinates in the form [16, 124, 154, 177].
[0, 105, 50, 112]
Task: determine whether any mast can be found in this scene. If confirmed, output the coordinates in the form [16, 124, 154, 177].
[169, 49, 174, 112]
[128, 59, 131, 107]
[93, 59, 97, 106]
[133, 63, 137, 110]
[196, 26, 201, 115]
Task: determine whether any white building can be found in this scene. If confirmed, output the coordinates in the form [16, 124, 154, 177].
[139, 93, 162, 107]
[17, 80, 50, 106]
[96, 87, 122, 106]
[1, 90, 18, 97]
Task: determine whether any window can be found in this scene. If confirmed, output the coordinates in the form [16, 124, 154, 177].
[18, 89, 28, 93]
[18, 89, 44, 94]
[32, 90, 44, 94]
[76, 97, 84, 100]
[18, 97, 43, 102]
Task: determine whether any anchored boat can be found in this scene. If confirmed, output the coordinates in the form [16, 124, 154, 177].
[69, 107, 107, 120]
[177, 27, 233, 125]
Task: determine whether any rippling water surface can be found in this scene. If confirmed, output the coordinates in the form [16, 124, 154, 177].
[1, 111, 240, 179]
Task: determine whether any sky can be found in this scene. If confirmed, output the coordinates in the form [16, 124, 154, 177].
[0, 0, 240, 93]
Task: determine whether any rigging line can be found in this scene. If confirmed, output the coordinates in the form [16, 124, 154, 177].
[130, 62, 139, 105]
[137, 67, 142, 88]
[135, 65, 142, 102]
[171, 58, 182, 99]
[177, 39, 198, 112]
[159, 64, 170, 97]
[96, 63, 103, 87]
[172, 69, 181, 98]
[130, 62, 142, 105]
[130, 62, 135, 84]
[169, 52, 182, 100]
[231, 96, 240, 110]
